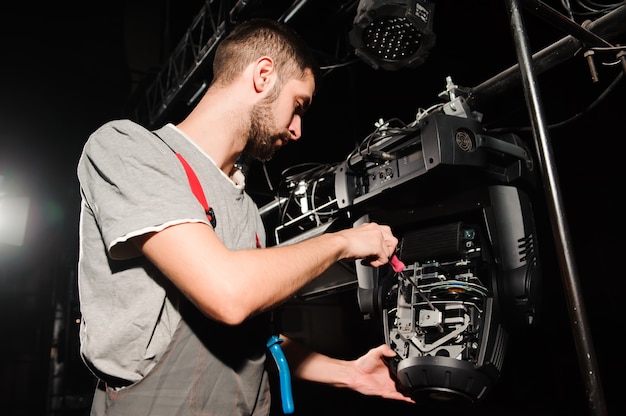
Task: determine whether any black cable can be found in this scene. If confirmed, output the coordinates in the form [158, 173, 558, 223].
[546, 70, 622, 129]
[487, 70, 623, 134]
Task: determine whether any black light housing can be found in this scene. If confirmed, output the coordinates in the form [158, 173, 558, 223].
[349, 0, 437, 71]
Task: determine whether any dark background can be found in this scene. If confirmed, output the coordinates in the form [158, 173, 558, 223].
[0, 1, 623, 415]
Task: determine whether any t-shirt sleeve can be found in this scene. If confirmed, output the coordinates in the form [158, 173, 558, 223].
[77, 120, 210, 259]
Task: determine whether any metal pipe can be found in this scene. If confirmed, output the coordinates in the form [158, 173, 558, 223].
[467, 3, 626, 110]
[523, 0, 614, 47]
[279, 0, 311, 23]
[506, 1, 608, 415]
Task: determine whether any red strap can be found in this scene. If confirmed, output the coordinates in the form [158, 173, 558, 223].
[175, 152, 261, 247]
[175, 153, 214, 224]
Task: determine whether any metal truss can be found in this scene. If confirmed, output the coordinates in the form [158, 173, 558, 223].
[126, 0, 326, 128]
[128, 1, 229, 128]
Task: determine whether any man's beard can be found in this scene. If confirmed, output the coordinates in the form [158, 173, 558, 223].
[243, 99, 291, 162]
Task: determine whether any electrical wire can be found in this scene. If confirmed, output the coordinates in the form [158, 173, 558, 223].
[344, 117, 409, 170]
[486, 70, 623, 134]
[344, 107, 442, 173]
[560, 0, 623, 18]
[545, 70, 623, 130]
[276, 162, 338, 228]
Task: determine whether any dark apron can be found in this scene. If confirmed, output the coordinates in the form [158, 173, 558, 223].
[90, 302, 272, 416]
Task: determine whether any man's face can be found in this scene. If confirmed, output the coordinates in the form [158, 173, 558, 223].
[244, 70, 315, 162]
[244, 89, 288, 162]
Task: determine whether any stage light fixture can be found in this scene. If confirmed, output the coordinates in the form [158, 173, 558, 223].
[349, 0, 437, 71]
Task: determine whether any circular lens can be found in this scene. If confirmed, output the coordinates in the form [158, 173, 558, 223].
[363, 17, 422, 60]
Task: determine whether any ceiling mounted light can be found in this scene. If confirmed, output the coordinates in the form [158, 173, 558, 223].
[349, 0, 436, 71]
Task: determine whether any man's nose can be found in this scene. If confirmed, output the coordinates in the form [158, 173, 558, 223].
[288, 115, 302, 140]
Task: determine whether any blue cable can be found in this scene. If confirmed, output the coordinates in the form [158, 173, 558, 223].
[266, 335, 294, 414]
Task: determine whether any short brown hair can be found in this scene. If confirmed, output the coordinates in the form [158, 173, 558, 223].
[212, 18, 319, 89]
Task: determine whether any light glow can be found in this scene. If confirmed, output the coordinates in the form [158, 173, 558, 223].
[0, 175, 30, 247]
[0, 196, 30, 246]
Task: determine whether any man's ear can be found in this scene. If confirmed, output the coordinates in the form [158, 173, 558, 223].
[252, 56, 275, 93]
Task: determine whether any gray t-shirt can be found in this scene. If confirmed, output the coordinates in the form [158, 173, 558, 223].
[77, 120, 267, 383]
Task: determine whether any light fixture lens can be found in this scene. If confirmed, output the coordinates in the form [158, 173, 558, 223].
[350, 0, 437, 70]
[363, 16, 423, 60]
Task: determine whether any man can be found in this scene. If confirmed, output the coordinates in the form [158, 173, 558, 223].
[77, 18, 413, 415]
